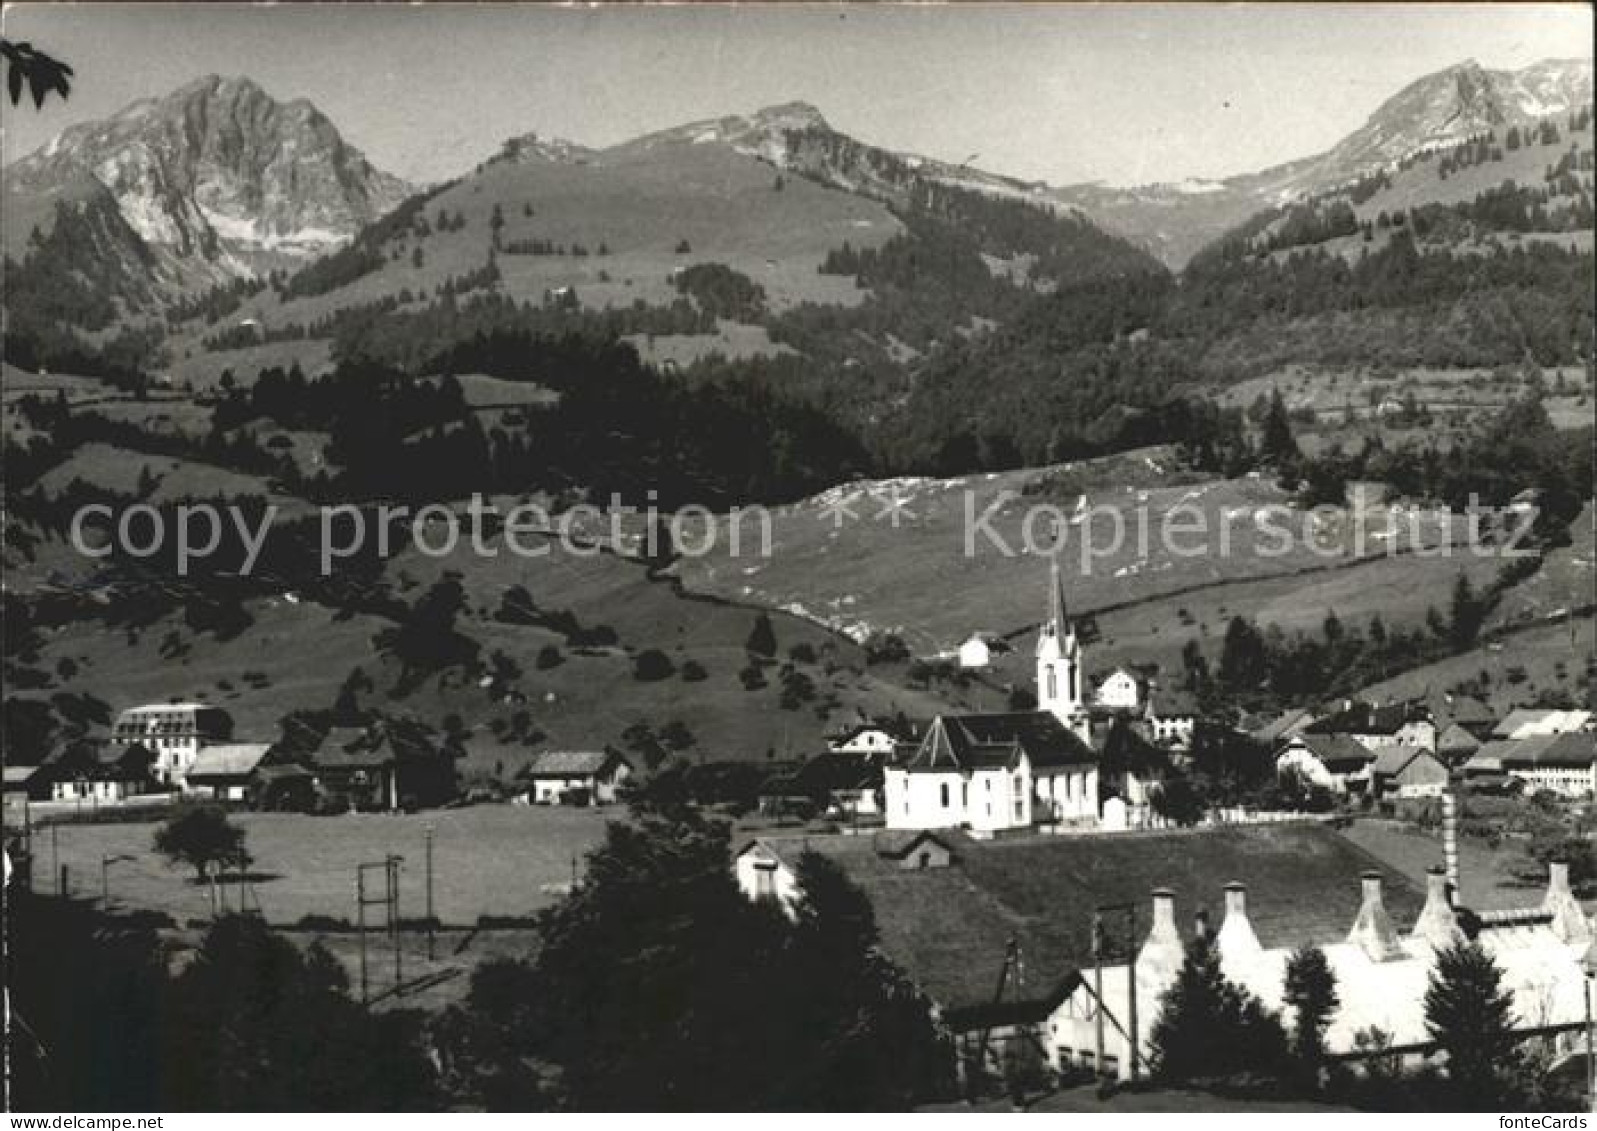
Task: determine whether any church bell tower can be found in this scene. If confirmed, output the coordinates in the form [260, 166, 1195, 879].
[1036, 558, 1088, 738]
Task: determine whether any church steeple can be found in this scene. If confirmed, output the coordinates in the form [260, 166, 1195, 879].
[1036, 557, 1087, 737]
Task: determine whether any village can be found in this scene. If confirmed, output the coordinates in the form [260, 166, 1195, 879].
[4, 559, 1594, 1106]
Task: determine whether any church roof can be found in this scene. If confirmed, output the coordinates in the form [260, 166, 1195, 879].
[906, 711, 1096, 773]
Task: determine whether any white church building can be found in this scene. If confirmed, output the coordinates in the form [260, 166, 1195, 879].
[884, 561, 1101, 834]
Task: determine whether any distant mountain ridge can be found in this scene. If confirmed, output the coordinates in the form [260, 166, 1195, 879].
[4, 74, 412, 294]
[1051, 57, 1594, 265]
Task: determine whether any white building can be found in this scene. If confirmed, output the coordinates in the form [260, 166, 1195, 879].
[1047, 865, 1593, 1081]
[1467, 733, 1596, 798]
[957, 634, 993, 670]
[111, 703, 234, 790]
[1094, 668, 1142, 711]
[883, 561, 1098, 834]
[827, 722, 911, 756]
[1275, 733, 1375, 793]
[519, 750, 633, 805]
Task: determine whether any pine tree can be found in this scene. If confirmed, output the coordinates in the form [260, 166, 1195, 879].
[1424, 941, 1521, 1108]
[1283, 944, 1339, 1081]
[745, 611, 777, 658]
[1259, 387, 1299, 466]
[1149, 934, 1289, 1082]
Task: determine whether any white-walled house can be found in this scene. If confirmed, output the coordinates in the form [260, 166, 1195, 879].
[1275, 733, 1375, 793]
[1093, 668, 1142, 711]
[826, 722, 912, 756]
[519, 750, 633, 805]
[957, 634, 992, 670]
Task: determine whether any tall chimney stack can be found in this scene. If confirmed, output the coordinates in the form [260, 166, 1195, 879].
[1348, 870, 1405, 961]
[1138, 888, 1185, 976]
[1441, 786, 1460, 900]
[1411, 867, 1464, 947]
[1543, 860, 1593, 946]
[1216, 881, 1262, 959]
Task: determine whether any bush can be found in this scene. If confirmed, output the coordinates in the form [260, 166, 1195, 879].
[633, 649, 676, 681]
[680, 658, 708, 682]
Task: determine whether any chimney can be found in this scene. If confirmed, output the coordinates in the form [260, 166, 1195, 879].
[1215, 882, 1262, 959]
[1348, 870, 1405, 961]
[1441, 788, 1460, 900]
[1411, 867, 1464, 947]
[1543, 860, 1594, 946]
[1138, 888, 1184, 974]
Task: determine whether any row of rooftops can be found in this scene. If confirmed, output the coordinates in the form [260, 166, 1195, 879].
[739, 825, 1594, 1039]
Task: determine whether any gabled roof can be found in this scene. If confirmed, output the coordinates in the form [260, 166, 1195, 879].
[1283, 733, 1375, 771]
[187, 743, 273, 780]
[1491, 708, 1592, 739]
[1435, 722, 1483, 755]
[742, 824, 1423, 1018]
[524, 750, 627, 777]
[1474, 732, 1596, 770]
[3, 765, 46, 787]
[907, 712, 1096, 774]
[790, 751, 886, 794]
[1249, 708, 1316, 745]
[1427, 693, 1496, 729]
[1305, 701, 1424, 737]
[1370, 744, 1444, 777]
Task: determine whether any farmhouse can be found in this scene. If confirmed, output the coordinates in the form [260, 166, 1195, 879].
[1274, 733, 1375, 793]
[519, 750, 632, 806]
[42, 741, 159, 803]
[1466, 732, 1596, 798]
[1490, 708, 1593, 740]
[1304, 701, 1435, 752]
[1369, 744, 1449, 798]
[761, 751, 887, 819]
[733, 823, 1424, 1060]
[111, 703, 234, 790]
[1051, 865, 1592, 1081]
[1093, 667, 1143, 711]
[308, 724, 459, 811]
[185, 743, 275, 802]
[3, 765, 51, 820]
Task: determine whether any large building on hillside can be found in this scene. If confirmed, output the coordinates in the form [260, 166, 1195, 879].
[883, 561, 1103, 833]
[110, 703, 234, 790]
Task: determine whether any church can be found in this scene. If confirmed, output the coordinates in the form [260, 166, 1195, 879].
[883, 560, 1104, 834]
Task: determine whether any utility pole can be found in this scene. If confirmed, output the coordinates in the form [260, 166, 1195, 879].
[1092, 912, 1105, 1079]
[424, 824, 435, 962]
[356, 870, 369, 1006]
[1125, 903, 1140, 1082]
[387, 854, 403, 986]
[51, 824, 59, 894]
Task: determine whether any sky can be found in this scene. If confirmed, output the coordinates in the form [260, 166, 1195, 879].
[1, 3, 1591, 187]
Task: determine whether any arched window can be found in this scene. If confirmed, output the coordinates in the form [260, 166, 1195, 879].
[1046, 668, 1058, 701]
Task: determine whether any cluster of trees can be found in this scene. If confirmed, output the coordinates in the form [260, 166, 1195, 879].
[276, 182, 456, 301]
[673, 261, 767, 321]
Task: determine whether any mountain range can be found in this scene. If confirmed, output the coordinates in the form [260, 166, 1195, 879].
[5, 55, 1589, 307]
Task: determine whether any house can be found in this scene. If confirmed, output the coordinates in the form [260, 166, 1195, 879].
[3, 765, 51, 820]
[825, 720, 916, 757]
[1467, 733, 1596, 798]
[1142, 683, 1199, 749]
[1097, 720, 1172, 830]
[733, 823, 1424, 1066]
[1491, 708, 1592, 740]
[957, 634, 992, 670]
[1369, 744, 1449, 798]
[884, 712, 1099, 834]
[1303, 700, 1435, 752]
[184, 743, 275, 802]
[253, 763, 319, 812]
[1434, 722, 1482, 765]
[111, 703, 233, 790]
[520, 750, 632, 805]
[1048, 865, 1591, 1082]
[1093, 667, 1143, 711]
[1426, 692, 1497, 740]
[1274, 733, 1375, 793]
[761, 751, 886, 819]
[1247, 707, 1316, 747]
[309, 723, 459, 811]
[42, 741, 158, 803]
